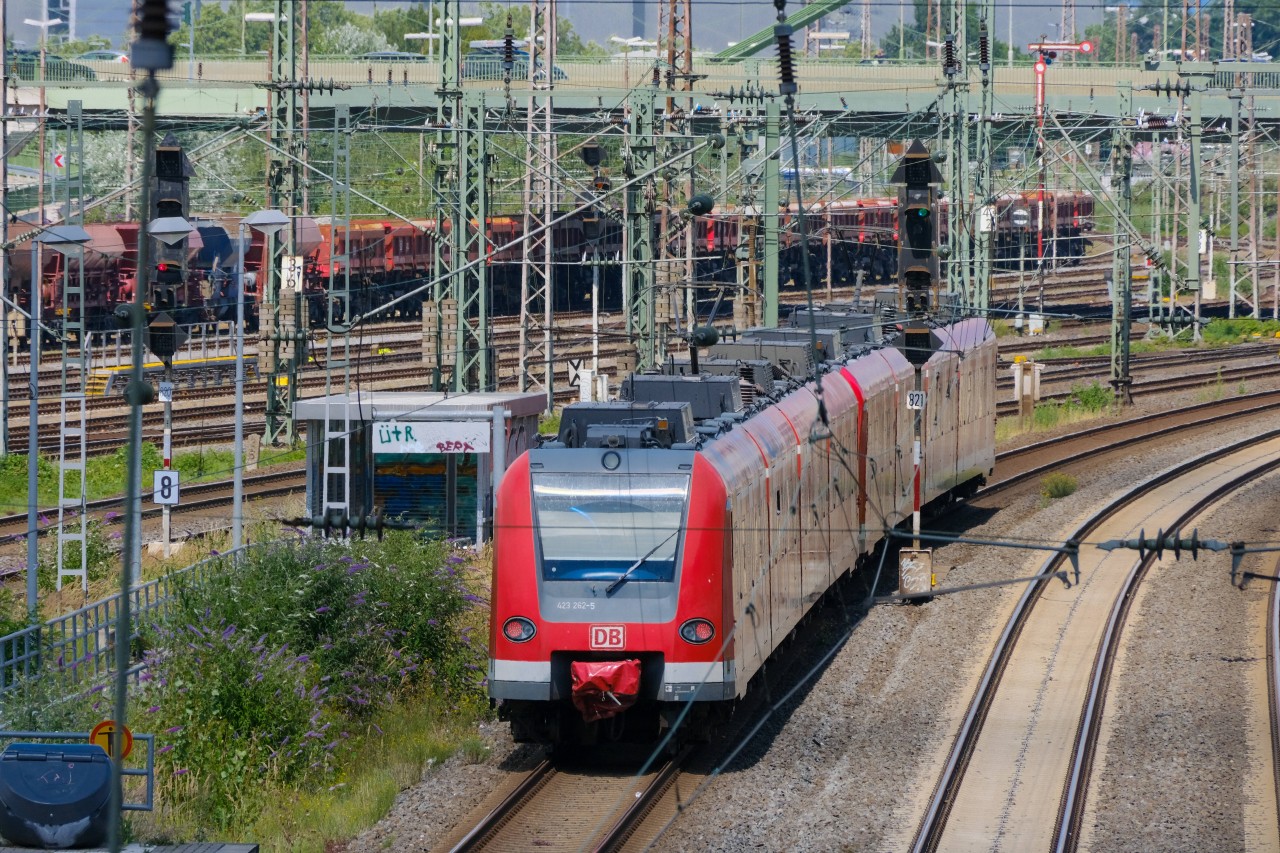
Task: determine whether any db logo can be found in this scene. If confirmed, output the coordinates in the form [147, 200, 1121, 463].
[590, 625, 625, 649]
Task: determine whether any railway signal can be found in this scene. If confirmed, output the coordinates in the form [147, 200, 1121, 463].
[889, 139, 942, 317]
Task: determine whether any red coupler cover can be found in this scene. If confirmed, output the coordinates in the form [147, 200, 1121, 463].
[570, 659, 642, 722]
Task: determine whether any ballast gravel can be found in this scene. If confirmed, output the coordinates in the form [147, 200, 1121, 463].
[1079, 473, 1280, 853]
[337, 384, 1280, 853]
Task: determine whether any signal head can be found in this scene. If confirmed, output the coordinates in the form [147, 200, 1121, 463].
[1034, 60, 1047, 74]
[1079, 40, 1093, 54]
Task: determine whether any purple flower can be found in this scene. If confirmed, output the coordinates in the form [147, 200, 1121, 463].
[315, 606, 331, 614]
[165, 726, 182, 734]
[173, 768, 189, 776]
[372, 724, 384, 736]
[147, 705, 160, 713]
[157, 745, 173, 754]
[221, 625, 236, 639]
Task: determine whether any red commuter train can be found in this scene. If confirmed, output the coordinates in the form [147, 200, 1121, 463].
[488, 311, 997, 746]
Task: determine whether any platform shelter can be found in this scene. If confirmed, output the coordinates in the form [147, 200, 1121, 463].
[295, 391, 545, 544]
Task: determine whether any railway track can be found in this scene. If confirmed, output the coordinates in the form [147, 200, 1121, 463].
[984, 389, 1280, 497]
[442, 750, 687, 853]
[911, 429, 1280, 851]
[0, 466, 307, 546]
[993, 359, 1280, 417]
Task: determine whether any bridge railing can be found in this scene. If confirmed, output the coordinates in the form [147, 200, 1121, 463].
[57, 54, 1180, 93]
[37, 56, 1280, 107]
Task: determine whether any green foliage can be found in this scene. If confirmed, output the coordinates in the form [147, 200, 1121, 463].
[458, 735, 490, 765]
[166, 0, 604, 58]
[1068, 382, 1114, 412]
[538, 409, 562, 437]
[0, 441, 257, 520]
[1202, 318, 1280, 345]
[37, 517, 116, 590]
[1040, 472, 1079, 501]
[0, 587, 30, 638]
[174, 448, 234, 481]
[140, 533, 484, 833]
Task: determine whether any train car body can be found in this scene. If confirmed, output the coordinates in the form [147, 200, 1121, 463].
[489, 315, 996, 746]
[2, 188, 1090, 340]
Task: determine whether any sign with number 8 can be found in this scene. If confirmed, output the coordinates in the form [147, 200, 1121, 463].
[153, 471, 181, 505]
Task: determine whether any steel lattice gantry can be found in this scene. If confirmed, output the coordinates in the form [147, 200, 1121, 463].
[518, 0, 558, 410]
[624, 87, 659, 370]
[265, 0, 306, 445]
[429, 0, 490, 392]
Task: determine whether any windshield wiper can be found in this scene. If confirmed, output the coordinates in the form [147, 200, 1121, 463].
[605, 530, 679, 596]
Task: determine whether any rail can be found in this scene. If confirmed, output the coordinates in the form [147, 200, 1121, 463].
[912, 426, 1280, 851]
[1053, 446, 1280, 851]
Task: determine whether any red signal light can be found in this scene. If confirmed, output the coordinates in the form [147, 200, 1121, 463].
[156, 262, 168, 271]
[1078, 40, 1093, 54]
[1034, 60, 1047, 74]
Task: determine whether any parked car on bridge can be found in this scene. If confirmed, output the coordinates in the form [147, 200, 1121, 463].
[8, 50, 97, 81]
[462, 46, 567, 81]
[75, 50, 129, 64]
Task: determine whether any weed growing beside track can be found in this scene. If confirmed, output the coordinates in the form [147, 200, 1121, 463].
[0, 442, 306, 516]
[0, 531, 491, 849]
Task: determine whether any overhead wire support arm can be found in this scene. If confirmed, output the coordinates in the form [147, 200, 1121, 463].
[886, 528, 1083, 587]
[348, 133, 722, 332]
[772, 0, 826, 426]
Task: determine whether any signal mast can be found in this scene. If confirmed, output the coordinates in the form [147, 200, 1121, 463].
[1026, 39, 1094, 293]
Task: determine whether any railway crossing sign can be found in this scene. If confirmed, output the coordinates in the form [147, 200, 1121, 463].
[89, 719, 133, 761]
[153, 470, 181, 505]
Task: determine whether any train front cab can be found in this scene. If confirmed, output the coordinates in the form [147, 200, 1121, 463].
[490, 448, 732, 745]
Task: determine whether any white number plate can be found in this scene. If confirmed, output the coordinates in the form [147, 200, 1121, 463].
[153, 470, 180, 506]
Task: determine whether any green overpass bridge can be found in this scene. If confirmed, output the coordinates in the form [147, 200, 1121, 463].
[19, 56, 1280, 128]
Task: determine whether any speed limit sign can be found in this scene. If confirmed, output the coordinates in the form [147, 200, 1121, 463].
[153, 470, 180, 506]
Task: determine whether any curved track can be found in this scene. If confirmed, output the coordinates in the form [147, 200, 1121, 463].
[912, 429, 1280, 851]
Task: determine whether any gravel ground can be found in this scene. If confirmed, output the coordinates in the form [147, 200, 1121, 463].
[335, 378, 1280, 853]
[1080, 473, 1280, 852]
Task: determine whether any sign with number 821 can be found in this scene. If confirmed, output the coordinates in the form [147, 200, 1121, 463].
[153, 470, 181, 505]
[907, 390, 927, 410]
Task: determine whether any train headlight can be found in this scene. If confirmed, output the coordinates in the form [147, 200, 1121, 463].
[679, 618, 715, 645]
[502, 617, 537, 643]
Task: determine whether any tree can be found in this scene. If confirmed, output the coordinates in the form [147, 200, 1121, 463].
[472, 1, 605, 56]
[171, 0, 380, 56]
[878, 0, 1019, 64]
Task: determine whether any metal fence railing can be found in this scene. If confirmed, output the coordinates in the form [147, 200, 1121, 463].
[0, 545, 256, 699]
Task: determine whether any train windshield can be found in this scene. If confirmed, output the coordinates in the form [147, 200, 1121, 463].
[531, 472, 689, 583]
